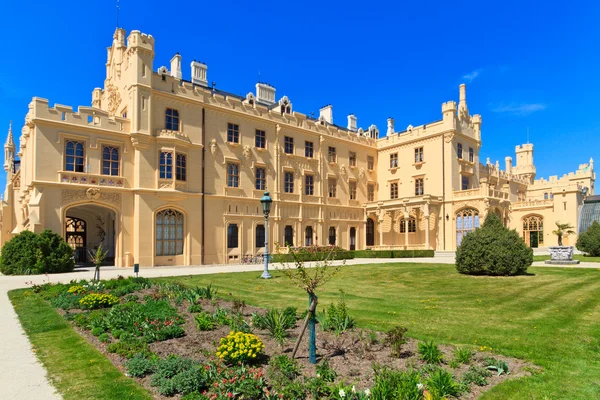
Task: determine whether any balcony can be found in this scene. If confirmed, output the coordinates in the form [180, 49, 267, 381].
[59, 171, 125, 188]
[512, 199, 554, 209]
[452, 187, 509, 200]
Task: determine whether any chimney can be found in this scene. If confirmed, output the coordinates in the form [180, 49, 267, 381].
[347, 114, 357, 132]
[505, 156, 513, 174]
[319, 105, 333, 124]
[255, 83, 276, 105]
[387, 117, 394, 136]
[191, 61, 208, 86]
[458, 83, 468, 114]
[170, 53, 182, 79]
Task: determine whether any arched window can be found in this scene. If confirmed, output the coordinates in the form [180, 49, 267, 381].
[366, 218, 375, 246]
[305, 226, 313, 246]
[522, 215, 544, 248]
[284, 225, 294, 246]
[66, 217, 87, 263]
[456, 208, 479, 246]
[255, 224, 265, 248]
[102, 146, 119, 176]
[160, 152, 173, 179]
[329, 227, 336, 245]
[227, 224, 239, 249]
[65, 140, 85, 172]
[156, 209, 184, 256]
[400, 217, 417, 233]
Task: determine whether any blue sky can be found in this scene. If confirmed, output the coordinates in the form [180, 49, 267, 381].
[0, 0, 598, 191]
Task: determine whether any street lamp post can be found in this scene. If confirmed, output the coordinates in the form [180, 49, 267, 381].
[260, 191, 273, 279]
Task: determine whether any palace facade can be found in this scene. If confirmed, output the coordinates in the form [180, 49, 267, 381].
[0, 29, 595, 266]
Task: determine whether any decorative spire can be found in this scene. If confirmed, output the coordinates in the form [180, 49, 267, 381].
[5, 121, 14, 148]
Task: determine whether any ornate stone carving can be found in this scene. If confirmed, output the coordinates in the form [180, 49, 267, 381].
[340, 165, 346, 176]
[210, 139, 218, 156]
[242, 145, 252, 161]
[444, 132, 455, 143]
[105, 84, 121, 117]
[359, 167, 365, 180]
[549, 246, 574, 261]
[86, 188, 101, 200]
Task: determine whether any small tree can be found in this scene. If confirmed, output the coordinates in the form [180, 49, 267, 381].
[278, 245, 342, 364]
[88, 244, 109, 281]
[576, 221, 600, 256]
[456, 213, 533, 276]
[552, 222, 576, 246]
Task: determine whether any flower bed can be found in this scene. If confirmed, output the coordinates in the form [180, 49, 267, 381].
[31, 278, 534, 399]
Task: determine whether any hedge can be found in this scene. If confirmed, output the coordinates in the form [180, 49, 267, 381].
[271, 249, 434, 262]
[353, 249, 434, 258]
[271, 250, 354, 263]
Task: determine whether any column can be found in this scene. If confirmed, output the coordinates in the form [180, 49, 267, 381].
[378, 209, 385, 247]
[404, 211, 409, 248]
[424, 203, 430, 250]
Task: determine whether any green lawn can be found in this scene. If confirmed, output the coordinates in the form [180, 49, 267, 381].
[9, 290, 152, 400]
[533, 254, 600, 262]
[161, 263, 600, 400]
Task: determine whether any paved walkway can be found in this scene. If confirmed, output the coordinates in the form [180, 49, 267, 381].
[1, 257, 597, 399]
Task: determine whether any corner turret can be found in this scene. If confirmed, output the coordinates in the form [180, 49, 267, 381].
[4, 121, 15, 173]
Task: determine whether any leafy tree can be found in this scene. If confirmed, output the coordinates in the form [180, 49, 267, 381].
[576, 221, 600, 256]
[0, 229, 74, 275]
[456, 213, 533, 276]
[88, 244, 109, 281]
[552, 222, 576, 246]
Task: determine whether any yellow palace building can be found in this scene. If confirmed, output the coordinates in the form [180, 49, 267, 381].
[0, 29, 595, 266]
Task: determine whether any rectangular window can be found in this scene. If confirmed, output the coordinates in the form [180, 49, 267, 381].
[227, 224, 239, 249]
[284, 225, 294, 246]
[227, 163, 239, 187]
[255, 130, 266, 148]
[328, 178, 337, 198]
[469, 147, 474, 163]
[368, 184, 375, 201]
[457, 143, 463, 159]
[305, 226, 313, 246]
[227, 123, 239, 143]
[328, 146, 337, 163]
[368, 156, 374, 171]
[390, 182, 399, 199]
[65, 140, 85, 172]
[255, 167, 266, 190]
[284, 171, 294, 193]
[305, 141, 314, 158]
[414, 147, 424, 163]
[461, 175, 469, 190]
[165, 108, 179, 131]
[415, 178, 424, 195]
[284, 136, 294, 154]
[349, 181, 357, 200]
[176, 153, 186, 181]
[349, 152, 357, 167]
[390, 153, 398, 168]
[401, 218, 417, 233]
[256, 224, 265, 248]
[102, 145, 119, 176]
[159, 151, 173, 179]
[305, 175, 314, 195]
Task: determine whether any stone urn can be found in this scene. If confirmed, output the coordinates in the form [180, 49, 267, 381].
[545, 246, 580, 265]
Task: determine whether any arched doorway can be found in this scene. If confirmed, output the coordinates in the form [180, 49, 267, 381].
[366, 218, 375, 246]
[349, 227, 356, 250]
[456, 208, 480, 246]
[523, 215, 544, 248]
[64, 204, 117, 266]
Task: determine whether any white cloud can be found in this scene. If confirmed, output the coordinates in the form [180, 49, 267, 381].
[462, 69, 482, 83]
[490, 103, 547, 116]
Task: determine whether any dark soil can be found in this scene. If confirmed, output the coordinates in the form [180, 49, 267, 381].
[63, 289, 537, 399]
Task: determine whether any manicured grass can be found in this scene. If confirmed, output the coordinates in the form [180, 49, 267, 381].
[161, 263, 600, 400]
[533, 254, 600, 262]
[8, 290, 151, 400]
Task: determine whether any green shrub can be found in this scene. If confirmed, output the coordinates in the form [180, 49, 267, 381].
[462, 365, 492, 386]
[91, 326, 105, 336]
[354, 249, 435, 258]
[418, 341, 443, 364]
[251, 307, 297, 343]
[456, 213, 533, 276]
[125, 353, 157, 378]
[577, 221, 600, 257]
[371, 366, 422, 399]
[188, 304, 203, 313]
[271, 245, 354, 263]
[171, 365, 209, 395]
[315, 359, 337, 383]
[316, 295, 355, 335]
[453, 347, 473, 364]
[67, 285, 86, 295]
[216, 331, 264, 365]
[0, 230, 74, 275]
[194, 312, 217, 331]
[268, 354, 303, 383]
[151, 355, 200, 396]
[426, 368, 465, 398]
[106, 338, 152, 359]
[50, 292, 83, 310]
[386, 326, 408, 358]
[79, 293, 120, 309]
[124, 294, 139, 303]
[98, 333, 111, 343]
[72, 312, 90, 328]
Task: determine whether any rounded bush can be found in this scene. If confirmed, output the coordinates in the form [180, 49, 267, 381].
[216, 331, 264, 364]
[79, 293, 120, 309]
[0, 229, 74, 275]
[456, 213, 532, 276]
[576, 221, 600, 257]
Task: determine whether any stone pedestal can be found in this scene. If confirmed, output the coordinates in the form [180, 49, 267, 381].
[545, 246, 580, 265]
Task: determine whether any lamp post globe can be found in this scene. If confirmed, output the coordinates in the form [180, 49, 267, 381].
[260, 191, 273, 279]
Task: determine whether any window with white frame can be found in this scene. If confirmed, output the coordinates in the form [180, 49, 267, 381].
[159, 152, 173, 179]
[102, 145, 119, 176]
[415, 178, 424, 195]
[65, 140, 85, 172]
[155, 209, 184, 256]
[469, 147, 474, 162]
[390, 182, 399, 199]
[414, 147, 424, 163]
[255, 130, 266, 148]
[390, 153, 398, 168]
[349, 152, 357, 167]
[368, 184, 375, 201]
[367, 156, 374, 171]
[255, 167, 266, 190]
[176, 153, 187, 181]
[284, 171, 294, 193]
[349, 180, 357, 200]
[305, 141, 314, 158]
[284, 136, 294, 154]
[328, 178, 337, 198]
[165, 108, 179, 131]
[227, 163, 240, 187]
[305, 175, 314, 195]
[328, 147, 337, 163]
[457, 143, 463, 159]
[227, 123, 239, 143]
